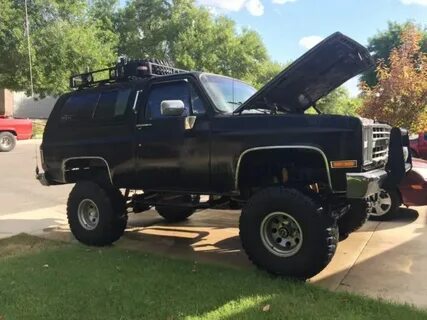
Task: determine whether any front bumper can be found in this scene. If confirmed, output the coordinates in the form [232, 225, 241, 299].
[347, 127, 412, 199]
[346, 169, 387, 198]
[346, 162, 411, 199]
[36, 172, 50, 186]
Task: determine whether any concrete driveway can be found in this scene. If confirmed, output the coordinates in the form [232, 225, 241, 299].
[1, 140, 427, 309]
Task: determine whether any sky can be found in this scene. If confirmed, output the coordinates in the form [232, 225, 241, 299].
[195, 0, 427, 95]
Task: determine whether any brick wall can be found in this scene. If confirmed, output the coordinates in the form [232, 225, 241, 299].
[0, 89, 14, 116]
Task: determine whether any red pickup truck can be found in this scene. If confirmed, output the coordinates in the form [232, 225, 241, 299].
[368, 158, 427, 221]
[0, 116, 33, 152]
[410, 132, 427, 159]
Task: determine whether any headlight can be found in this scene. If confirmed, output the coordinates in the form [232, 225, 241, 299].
[403, 147, 409, 162]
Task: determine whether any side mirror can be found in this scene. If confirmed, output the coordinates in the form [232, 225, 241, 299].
[160, 100, 185, 116]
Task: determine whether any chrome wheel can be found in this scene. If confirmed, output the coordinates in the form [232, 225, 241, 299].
[1, 136, 12, 148]
[368, 189, 392, 217]
[77, 199, 100, 230]
[260, 211, 303, 257]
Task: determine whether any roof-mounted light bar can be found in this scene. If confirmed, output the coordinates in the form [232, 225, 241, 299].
[70, 59, 187, 90]
[69, 66, 117, 89]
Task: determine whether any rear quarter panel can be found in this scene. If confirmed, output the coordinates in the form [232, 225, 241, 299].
[41, 89, 137, 186]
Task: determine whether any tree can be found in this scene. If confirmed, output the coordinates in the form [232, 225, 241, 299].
[0, 0, 280, 96]
[0, 0, 118, 97]
[88, 0, 120, 47]
[250, 60, 285, 89]
[316, 88, 361, 116]
[306, 87, 361, 116]
[359, 26, 427, 132]
[116, 0, 171, 59]
[362, 21, 427, 87]
[116, 0, 276, 87]
[88, 0, 119, 31]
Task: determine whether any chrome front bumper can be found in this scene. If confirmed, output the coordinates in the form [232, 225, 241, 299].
[36, 172, 50, 186]
[346, 169, 387, 199]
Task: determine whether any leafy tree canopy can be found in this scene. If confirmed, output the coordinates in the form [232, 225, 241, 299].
[362, 21, 427, 87]
[0, 0, 282, 96]
[317, 87, 361, 116]
[306, 87, 361, 116]
[359, 26, 427, 132]
[117, 0, 276, 87]
[0, 0, 118, 97]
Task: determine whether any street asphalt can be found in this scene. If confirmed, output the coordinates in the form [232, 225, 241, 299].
[0, 140, 71, 216]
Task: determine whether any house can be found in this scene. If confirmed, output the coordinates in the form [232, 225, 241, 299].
[0, 89, 57, 119]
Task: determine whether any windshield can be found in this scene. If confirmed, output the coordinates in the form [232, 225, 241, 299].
[200, 74, 257, 113]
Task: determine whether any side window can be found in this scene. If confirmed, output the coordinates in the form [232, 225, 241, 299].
[146, 81, 191, 120]
[144, 81, 207, 120]
[61, 93, 99, 123]
[93, 89, 131, 120]
[191, 85, 206, 115]
[424, 133, 427, 141]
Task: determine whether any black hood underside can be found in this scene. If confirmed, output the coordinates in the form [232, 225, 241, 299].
[234, 32, 374, 114]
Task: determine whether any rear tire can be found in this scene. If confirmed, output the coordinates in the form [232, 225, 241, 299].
[368, 189, 400, 221]
[337, 200, 368, 239]
[239, 187, 338, 279]
[67, 181, 127, 246]
[0, 132, 16, 152]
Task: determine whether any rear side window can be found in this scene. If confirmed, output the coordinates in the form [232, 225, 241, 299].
[93, 89, 131, 120]
[60, 93, 99, 122]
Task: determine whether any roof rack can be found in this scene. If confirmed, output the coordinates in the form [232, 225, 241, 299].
[70, 59, 188, 89]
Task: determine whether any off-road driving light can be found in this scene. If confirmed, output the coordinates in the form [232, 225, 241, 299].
[330, 160, 358, 169]
[137, 65, 149, 72]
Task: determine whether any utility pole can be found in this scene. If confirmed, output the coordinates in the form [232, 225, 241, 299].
[24, 0, 34, 97]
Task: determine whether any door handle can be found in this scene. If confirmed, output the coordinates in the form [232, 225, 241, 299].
[136, 123, 152, 129]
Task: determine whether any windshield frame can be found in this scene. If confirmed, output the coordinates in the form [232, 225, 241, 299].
[199, 73, 257, 114]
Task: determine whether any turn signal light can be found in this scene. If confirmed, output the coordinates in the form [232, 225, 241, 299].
[330, 160, 358, 169]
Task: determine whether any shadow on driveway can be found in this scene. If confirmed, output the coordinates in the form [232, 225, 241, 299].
[371, 207, 419, 230]
[322, 206, 427, 308]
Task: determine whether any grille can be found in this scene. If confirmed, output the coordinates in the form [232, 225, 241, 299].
[363, 123, 391, 166]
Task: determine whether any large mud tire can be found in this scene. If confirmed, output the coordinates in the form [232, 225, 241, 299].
[337, 200, 368, 239]
[67, 181, 127, 246]
[239, 187, 338, 279]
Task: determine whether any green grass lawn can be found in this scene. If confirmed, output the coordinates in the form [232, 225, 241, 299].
[0, 234, 426, 320]
[31, 120, 46, 139]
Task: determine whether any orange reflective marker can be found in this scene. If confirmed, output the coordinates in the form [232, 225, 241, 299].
[330, 160, 358, 169]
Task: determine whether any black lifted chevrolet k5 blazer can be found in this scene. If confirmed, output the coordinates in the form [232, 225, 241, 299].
[37, 32, 411, 279]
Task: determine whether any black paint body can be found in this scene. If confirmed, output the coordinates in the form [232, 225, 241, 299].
[41, 72, 365, 195]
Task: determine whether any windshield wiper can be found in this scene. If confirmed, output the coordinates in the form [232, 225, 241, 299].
[227, 101, 243, 105]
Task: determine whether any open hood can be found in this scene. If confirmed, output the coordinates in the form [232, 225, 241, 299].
[234, 32, 374, 114]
